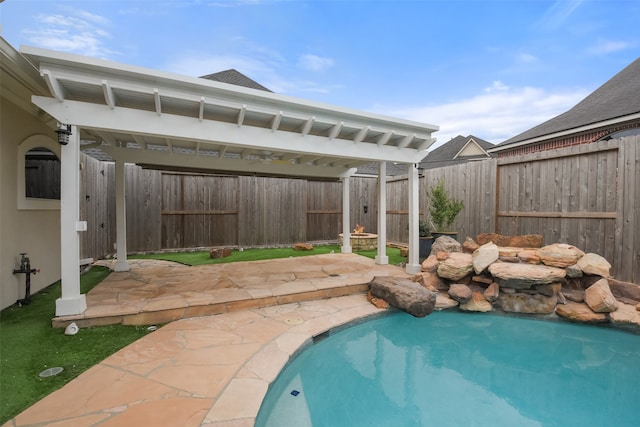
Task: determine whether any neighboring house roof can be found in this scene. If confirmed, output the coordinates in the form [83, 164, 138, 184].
[493, 57, 640, 151]
[419, 135, 494, 169]
[200, 69, 272, 92]
[356, 135, 494, 175]
[356, 162, 408, 176]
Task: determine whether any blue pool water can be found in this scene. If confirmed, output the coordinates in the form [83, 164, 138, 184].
[256, 312, 640, 427]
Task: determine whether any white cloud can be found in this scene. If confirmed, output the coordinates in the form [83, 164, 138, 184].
[587, 39, 630, 55]
[23, 11, 116, 59]
[298, 54, 334, 72]
[165, 53, 342, 95]
[517, 53, 538, 64]
[537, 0, 584, 30]
[380, 81, 589, 146]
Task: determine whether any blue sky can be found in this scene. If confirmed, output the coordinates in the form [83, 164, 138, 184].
[1, 0, 638, 147]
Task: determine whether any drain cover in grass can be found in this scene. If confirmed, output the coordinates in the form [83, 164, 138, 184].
[39, 367, 64, 378]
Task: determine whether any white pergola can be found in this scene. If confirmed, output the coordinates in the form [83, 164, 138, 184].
[21, 46, 439, 316]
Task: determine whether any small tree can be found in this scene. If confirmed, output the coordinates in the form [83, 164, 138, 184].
[427, 179, 464, 232]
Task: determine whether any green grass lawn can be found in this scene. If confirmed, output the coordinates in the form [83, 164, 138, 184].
[130, 244, 407, 266]
[0, 267, 149, 424]
[0, 245, 405, 423]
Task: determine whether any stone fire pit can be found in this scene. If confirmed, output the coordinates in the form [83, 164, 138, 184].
[339, 232, 378, 251]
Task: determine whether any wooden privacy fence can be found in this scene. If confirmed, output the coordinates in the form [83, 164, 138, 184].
[385, 136, 639, 284]
[495, 136, 638, 285]
[79, 160, 380, 256]
[78, 135, 639, 283]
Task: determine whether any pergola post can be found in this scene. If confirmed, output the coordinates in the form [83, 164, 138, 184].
[56, 125, 87, 316]
[341, 176, 352, 254]
[375, 162, 388, 265]
[406, 163, 421, 273]
[114, 160, 129, 272]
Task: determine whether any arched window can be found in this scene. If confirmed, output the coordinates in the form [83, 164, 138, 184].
[17, 135, 61, 210]
[25, 147, 61, 199]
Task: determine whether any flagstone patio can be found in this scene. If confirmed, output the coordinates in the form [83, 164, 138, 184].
[3, 254, 410, 426]
[52, 253, 410, 328]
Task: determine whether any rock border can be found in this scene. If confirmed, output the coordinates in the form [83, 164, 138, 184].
[370, 235, 640, 330]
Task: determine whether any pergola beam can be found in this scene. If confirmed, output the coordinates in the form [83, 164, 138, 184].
[101, 145, 356, 179]
[33, 97, 428, 165]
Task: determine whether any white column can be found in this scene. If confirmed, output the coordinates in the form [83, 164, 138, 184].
[341, 176, 352, 254]
[114, 160, 129, 271]
[406, 163, 420, 273]
[375, 162, 388, 265]
[56, 125, 87, 316]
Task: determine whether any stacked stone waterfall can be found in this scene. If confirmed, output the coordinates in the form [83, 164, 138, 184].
[369, 234, 640, 329]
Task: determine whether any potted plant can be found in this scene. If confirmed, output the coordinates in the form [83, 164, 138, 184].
[418, 219, 434, 258]
[427, 179, 463, 240]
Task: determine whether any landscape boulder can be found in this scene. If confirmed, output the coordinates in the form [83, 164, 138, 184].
[576, 253, 611, 277]
[435, 292, 459, 310]
[609, 303, 640, 327]
[584, 279, 618, 313]
[476, 233, 543, 248]
[413, 272, 445, 291]
[498, 292, 557, 314]
[209, 248, 233, 259]
[431, 235, 462, 254]
[369, 276, 437, 318]
[421, 254, 439, 273]
[555, 302, 609, 323]
[537, 243, 584, 268]
[448, 283, 472, 303]
[459, 292, 493, 312]
[609, 278, 640, 304]
[518, 249, 541, 264]
[462, 237, 479, 253]
[488, 263, 566, 289]
[483, 282, 500, 302]
[293, 243, 314, 251]
[437, 252, 473, 281]
[472, 242, 499, 274]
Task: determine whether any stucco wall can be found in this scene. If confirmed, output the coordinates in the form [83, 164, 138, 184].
[1, 96, 61, 310]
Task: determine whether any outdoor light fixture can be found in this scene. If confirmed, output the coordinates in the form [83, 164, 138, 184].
[55, 124, 72, 145]
[359, 195, 368, 214]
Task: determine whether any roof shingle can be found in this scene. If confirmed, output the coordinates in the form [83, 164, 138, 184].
[200, 69, 272, 92]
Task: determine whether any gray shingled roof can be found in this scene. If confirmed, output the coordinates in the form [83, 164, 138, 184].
[200, 69, 272, 92]
[419, 135, 494, 169]
[497, 57, 640, 147]
[356, 162, 408, 176]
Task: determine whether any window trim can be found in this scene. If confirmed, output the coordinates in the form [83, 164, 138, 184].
[17, 134, 61, 210]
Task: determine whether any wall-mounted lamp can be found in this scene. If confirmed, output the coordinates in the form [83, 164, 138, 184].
[55, 124, 72, 145]
[359, 195, 368, 214]
[415, 164, 425, 177]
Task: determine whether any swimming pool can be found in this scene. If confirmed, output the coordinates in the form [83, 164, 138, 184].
[256, 311, 640, 426]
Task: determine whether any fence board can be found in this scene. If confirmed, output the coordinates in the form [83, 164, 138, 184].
[307, 180, 342, 241]
[79, 154, 116, 260]
[126, 166, 162, 252]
